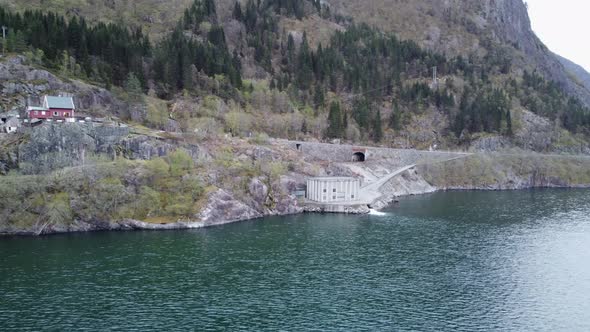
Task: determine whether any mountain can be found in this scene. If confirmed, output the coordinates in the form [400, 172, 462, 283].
[0, 0, 193, 39]
[329, 0, 590, 108]
[2, 0, 590, 234]
[555, 53, 590, 94]
[0, 0, 589, 150]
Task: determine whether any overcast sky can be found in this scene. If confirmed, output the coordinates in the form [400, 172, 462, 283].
[526, 0, 590, 72]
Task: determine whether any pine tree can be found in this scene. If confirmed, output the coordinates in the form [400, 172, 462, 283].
[296, 32, 313, 90]
[389, 102, 401, 130]
[327, 101, 343, 138]
[506, 110, 513, 136]
[352, 97, 370, 129]
[182, 52, 194, 91]
[125, 72, 144, 102]
[313, 84, 325, 108]
[372, 109, 383, 142]
[233, 1, 243, 20]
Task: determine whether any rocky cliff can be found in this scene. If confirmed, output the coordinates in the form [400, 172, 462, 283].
[331, 0, 590, 107]
[0, 56, 123, 115]
[556, 53, 590, 95]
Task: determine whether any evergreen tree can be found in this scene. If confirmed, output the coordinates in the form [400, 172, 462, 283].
[506, 110, 513, 136]
[296, 32, 313, 90]
[313, 84, 325, 108]
[327, 101, 344, 138]
[233, 1, 243, 20]
[125, 72, 144, 102]
[352, 97, 370, 129]
[388, 102, 401, 130]
[372, 109, 383, 142]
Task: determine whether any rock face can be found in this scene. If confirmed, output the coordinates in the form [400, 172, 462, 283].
[199, 189, 263, 226]
[0, 56, 123, 115]
[419, 153, 590, 191]
[371, 168, 437, 210]
[8, 123, 201, 174]
[331, 0, 590, 107]
[16, 123, 128, 174]
[199, 176, 303, 226]
[556, 53, 590, 94]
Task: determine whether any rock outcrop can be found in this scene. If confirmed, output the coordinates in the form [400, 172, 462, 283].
[3, 123, 203, 174]
[0, 56, 123, 115]
[331, 0, 590, 107]
[198, 189, 264, 226]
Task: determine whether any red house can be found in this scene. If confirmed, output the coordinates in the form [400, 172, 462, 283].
[27, 96, 75, 120]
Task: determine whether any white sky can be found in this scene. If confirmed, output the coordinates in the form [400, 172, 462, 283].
[526, 0, 590, 72]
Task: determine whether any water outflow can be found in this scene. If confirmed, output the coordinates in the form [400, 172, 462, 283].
[368, 209, 388, 216]
[1, 189, 590, 331]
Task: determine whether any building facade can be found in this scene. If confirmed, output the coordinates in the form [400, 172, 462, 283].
[306, 177, 360, 203]
[27, 96, 75, 120]
[1, 117, 20, 133]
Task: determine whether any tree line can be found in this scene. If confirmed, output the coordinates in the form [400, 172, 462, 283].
[1, 0, 589, 142]
[0, 0, 241, 95]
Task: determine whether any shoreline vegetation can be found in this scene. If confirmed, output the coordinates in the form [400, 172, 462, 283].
[2, 149, 590, 237]
[4, 187, 589, 237]
[1, 0, 590, 236]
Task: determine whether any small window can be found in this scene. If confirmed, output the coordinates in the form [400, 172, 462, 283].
[323, 189, 327, 193]
[333, 196, 336, 200]
[64, 113, 69, 117]
[351, 195, 355, 199]
[53, 112, 59, 116]
[34, 111, 38, 115]
[41, 111, 46, 115]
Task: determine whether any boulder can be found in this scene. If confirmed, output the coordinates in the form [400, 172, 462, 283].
[198, 189, 262, 225]
[248, 177, 269, 203]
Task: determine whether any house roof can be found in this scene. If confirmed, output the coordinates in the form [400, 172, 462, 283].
[45, 96, 75, 110]
[27, 106, 47, 111]
[308, 177, 360, 182]
[1, 117, 20, 127]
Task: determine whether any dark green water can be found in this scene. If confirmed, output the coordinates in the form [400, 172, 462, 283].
[2, 189, 590, 331]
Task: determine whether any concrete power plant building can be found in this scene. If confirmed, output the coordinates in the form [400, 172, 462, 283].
[306, 177, 361, 203]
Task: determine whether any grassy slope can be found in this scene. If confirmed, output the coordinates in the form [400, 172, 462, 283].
[420, 153, 590, 189]
[555, 53, 590, 95]
[0, 0, 193, 38]
[329, 0, 483, 56]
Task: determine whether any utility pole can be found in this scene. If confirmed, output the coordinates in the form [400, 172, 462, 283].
[432, 66, 438, 89]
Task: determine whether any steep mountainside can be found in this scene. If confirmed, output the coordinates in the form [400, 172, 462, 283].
[0, 0, 193, 39]
[329, 0, 590, 107]
[1, 0, 589, 151]
[556, 53, 590, 94]
[2, 0, 590, 235]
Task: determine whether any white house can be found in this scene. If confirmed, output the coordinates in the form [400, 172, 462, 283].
[306, 177, 361, 203]
[0, 117, 20, 134]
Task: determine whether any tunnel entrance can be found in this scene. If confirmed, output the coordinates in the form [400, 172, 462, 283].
[352, 152, 366, 162]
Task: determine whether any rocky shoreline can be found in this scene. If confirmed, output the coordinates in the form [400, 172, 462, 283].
[4, 181, 589, 237]
[3, 123, 590, 237]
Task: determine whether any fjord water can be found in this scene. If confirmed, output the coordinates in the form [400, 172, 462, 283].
[2, 190, 590, 331]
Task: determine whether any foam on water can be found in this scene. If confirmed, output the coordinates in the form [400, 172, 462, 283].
[369, 209, 388, 216]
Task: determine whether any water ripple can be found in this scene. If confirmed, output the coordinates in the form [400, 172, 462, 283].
[1, 189, 590, 331]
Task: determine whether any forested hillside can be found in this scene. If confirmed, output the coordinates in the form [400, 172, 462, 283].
[1, 0, 589, 150]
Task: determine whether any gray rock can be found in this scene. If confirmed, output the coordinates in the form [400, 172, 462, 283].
[199, 189, 263, 225]
[248, 178, 269, 203]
